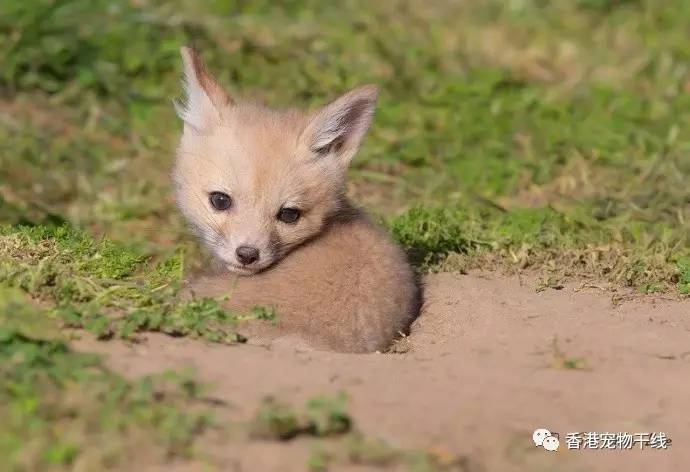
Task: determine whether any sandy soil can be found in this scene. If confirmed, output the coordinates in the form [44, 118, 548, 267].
[75, 273, 690, 472]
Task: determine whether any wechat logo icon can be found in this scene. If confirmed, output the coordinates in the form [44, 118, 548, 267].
[533, 428, 560, 452]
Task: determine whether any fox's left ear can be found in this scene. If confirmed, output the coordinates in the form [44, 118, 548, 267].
[175, 46, 233, 134]
[302, 85, 378, 166]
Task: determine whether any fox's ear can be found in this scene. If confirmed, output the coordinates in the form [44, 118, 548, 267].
[302, 85, 378, 166]
[175, 46, 233, 133]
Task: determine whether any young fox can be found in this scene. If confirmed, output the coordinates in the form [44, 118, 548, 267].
[174, 47, 421, 353]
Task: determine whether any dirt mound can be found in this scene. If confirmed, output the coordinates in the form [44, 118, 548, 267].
[76, 273, 689, 471]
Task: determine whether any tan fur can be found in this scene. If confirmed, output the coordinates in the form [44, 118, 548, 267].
[187, 211, 421, 353]
[174, 47, 421, 352]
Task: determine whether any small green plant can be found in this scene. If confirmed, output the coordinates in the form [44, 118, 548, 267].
[250, 393, 351, 440]
[550, 337, 589, 371]
[305, 393, 352, 437]
[307, 447, 332, 472]
[250, 396, 303, 440]
[677, 257, 690, 295]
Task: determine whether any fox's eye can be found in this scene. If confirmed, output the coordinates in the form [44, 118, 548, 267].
[277, 207, 301, 224]
[209, 192, 232, 211]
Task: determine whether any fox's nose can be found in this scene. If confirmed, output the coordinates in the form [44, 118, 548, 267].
[236, 245, 260, 265]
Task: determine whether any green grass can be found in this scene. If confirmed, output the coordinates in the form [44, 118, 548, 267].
[1, 0, 688, 291]
[249, 394, 460, 471]
[1, 0, 690, 468]
[390, 203, 688, 291]
[0, 224, 274, 343]
[250, 393, 352, 440]
[0, 225, 281, 470]
[0, 287, 213, 470]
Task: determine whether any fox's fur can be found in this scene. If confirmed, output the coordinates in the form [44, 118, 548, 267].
[174, 46, 421, 353]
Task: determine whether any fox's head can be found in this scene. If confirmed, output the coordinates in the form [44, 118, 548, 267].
[173, 47, 378, 275]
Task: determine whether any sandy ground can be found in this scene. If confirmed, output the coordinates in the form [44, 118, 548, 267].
[76, 273, 690, 472]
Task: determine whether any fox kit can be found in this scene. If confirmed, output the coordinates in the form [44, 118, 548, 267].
[174, 47, 421, 353]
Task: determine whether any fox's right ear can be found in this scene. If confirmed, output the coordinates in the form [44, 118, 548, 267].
[174, 46, 233, 134]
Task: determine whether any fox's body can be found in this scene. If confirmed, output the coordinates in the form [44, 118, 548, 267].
[174, 47, 421, 352]
[187, 208, 420, 352]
